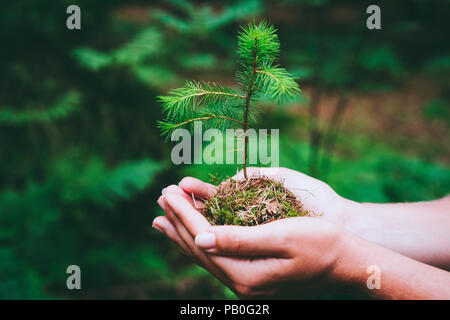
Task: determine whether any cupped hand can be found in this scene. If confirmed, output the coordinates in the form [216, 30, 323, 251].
[153, 168, 356, 298]
[184, 167, 356, 227]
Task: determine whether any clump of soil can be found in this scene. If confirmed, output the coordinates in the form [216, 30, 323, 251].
[201, 177, 311, 226]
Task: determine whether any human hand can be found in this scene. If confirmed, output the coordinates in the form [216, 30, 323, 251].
[178, 167, 358, 229]
[154, 184, 350, 298]
[153, 167, 359, 298]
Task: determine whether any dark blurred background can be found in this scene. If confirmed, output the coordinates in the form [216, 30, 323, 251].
[0, 0, 449, 299]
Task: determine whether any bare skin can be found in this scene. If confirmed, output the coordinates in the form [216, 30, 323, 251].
[153, 167, 450, 299]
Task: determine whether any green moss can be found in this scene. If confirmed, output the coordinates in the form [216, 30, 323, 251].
[201, 177, 310, 226]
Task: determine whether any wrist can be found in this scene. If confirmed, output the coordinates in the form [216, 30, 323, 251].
[339, 198, 364, 231]
[327, 230, 376, 296]
[328, 229, 450, 299]
[327, 230, 357, 282]
[340, 199, 382, 243]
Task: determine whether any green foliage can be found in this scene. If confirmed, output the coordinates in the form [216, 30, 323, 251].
[254, 64, 302, 103]
[425, 55, 450, 73]
[73, 27, 170, 89]
[73, 48, 113, 71]
[159, 81, 245, 119]
[158, 21, 300, 141]
[74, 28, 162, 70]
[52, 156, 163, 207]
[0, 249, 46, 299]
[0, 154, 165, 298]
[158, 20, 301, 179]
[159, 103, 247, 139]
[360, 46, 404, 75]
[152, 0, 263, 36]
[237, 21, 280, 66]
[73, 1, 264, 90]
[0, 91, 80, 125]
[423, 99, 450, 124]
[0, 156, 164, 240]
[158, 81, 247, 136]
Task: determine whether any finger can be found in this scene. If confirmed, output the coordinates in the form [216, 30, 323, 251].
[162, 185, 204, 209]
[160, 197, 283, 294]
[178, 177, 217, 200]
[164, 192, 211, 236]
[162, 199, 235, 288]
[152, 216, 192, 257]
[194, 221, 291, 257]
[158, 191, 200, 258]
[158, 194, 239, 286]
[158, 193, 205, 266]
[157, 195, 168, 211]
[163, 187, 288, 253]
[158, 196, 200, 262]
[161, 186, 207, 229]
[208, 255, 287, 293]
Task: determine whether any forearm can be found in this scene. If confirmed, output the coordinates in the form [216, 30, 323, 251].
[333, 232, 450, 299]
[344, 196, 450, 269]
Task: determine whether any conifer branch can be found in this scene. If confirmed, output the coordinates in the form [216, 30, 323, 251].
[158, 113, 245, 138]
[166, 115, 244, 129]
[158, 81, 245, 119]
[255, 66, 301, 102]
[158, 21, 301, 177]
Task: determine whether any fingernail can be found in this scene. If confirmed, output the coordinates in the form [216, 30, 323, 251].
[157, 197, 167, 211]
[153, 223, 164, 234]
[195, 232, 216, 249]
[153, 217, 167, 234]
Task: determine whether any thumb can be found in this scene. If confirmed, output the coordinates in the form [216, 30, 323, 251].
[195, 223, 290, 257]
[179, 177, 217, 200]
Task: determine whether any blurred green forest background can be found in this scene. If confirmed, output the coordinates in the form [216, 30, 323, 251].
[0, 0, 449, 299]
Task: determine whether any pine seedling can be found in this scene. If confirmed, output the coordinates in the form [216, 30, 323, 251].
[158, 21, 300, 177]
[158, 21, 309, 225]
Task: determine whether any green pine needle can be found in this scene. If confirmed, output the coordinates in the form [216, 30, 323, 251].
[158, 20, 300, 148]
[237, 20, 280, 68]
[158, 81, 245, 119]
[255, 64, 301, 103]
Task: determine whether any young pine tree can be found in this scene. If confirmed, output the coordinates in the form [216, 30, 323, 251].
[158, 21, 307, 225]
[158, 20, 301, 179]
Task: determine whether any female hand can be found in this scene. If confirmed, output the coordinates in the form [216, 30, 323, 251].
[155, 185, 348, 298]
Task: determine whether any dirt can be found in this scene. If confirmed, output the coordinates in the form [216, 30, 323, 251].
[201, 177, 311, 226]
